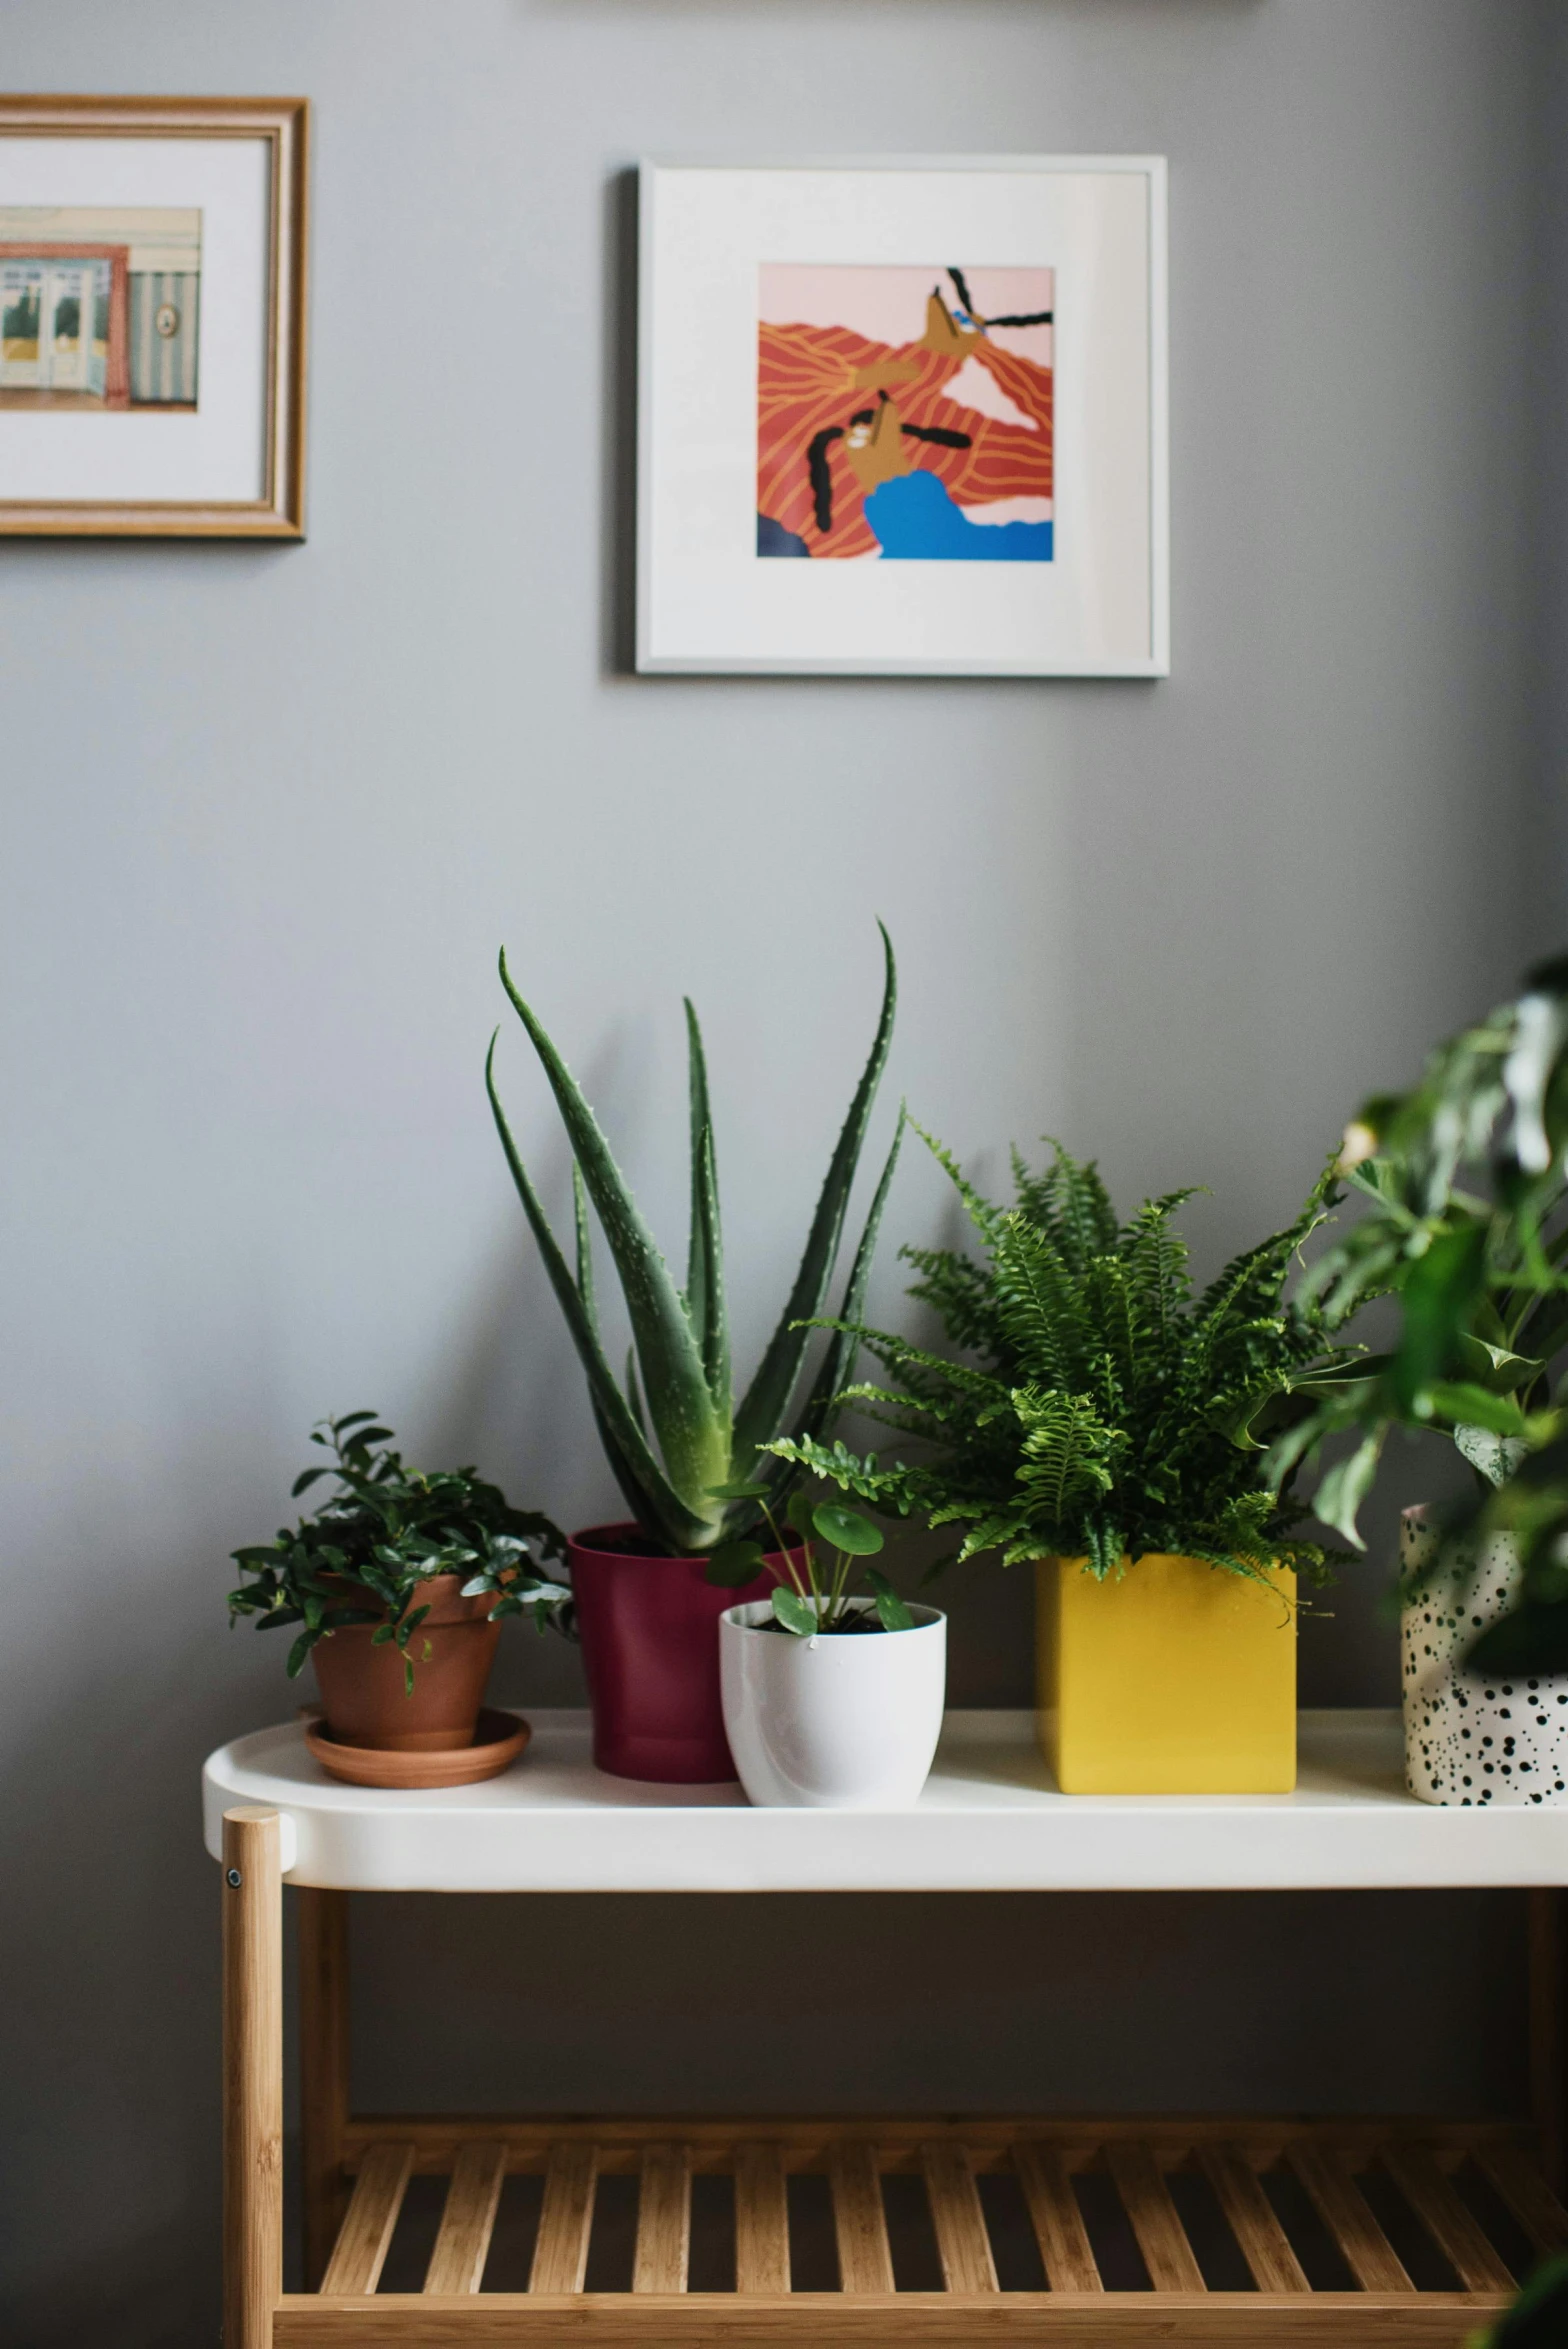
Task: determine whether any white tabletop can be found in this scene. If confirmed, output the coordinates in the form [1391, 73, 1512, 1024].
[201, 1709, 1568, 1894]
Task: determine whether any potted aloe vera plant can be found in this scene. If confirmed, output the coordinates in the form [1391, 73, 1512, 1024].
[773, 1135, 1349, 1794]
[715, 1486, 945, 1808]
[486, 927, 902, 1782]
[1267, 958, 1568, 1806]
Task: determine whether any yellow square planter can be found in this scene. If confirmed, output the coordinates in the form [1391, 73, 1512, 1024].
[1037, 1553, 1297, 1793]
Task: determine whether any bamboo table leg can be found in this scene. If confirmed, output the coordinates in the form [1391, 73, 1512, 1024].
[298, 1887, 350, 2288]
[1529, 1887, 1566, 2196]
[223, 1807, 283, 2349]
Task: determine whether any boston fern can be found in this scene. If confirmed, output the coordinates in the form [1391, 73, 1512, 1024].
[771, 1136, 1353, 1583]
[228, 1413, 569, 1689]
[485, 927, 902, 1557]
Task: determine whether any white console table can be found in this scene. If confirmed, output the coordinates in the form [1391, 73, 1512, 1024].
[204, 1709, 1568, 2345]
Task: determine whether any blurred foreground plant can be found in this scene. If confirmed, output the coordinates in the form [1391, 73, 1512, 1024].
[1265, 957, 1568, 1668]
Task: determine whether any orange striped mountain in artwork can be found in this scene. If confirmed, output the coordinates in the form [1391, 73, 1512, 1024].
[757, 264, 1054, 562]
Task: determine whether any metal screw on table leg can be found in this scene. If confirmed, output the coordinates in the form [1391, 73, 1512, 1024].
[223, 1806, 282, 2349]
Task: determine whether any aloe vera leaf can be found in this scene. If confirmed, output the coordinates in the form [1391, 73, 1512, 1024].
[685, 998, 731, 1416]
[626, 1348, 649, 1439]
[497, 954, 727, 1512]
[778, 1108, 906, 1463]
[573, 1162, 596, 1321]
[732, 923, 897, 1460]
[590, 1391, 673, 1547]
[486, 1033, 709, 1550]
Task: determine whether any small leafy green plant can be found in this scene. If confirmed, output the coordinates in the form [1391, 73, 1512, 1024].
[704, 1477, 914, 1636]
[486, 927, 902, 1557]
[228, 1413, 569, 1691]
[770, 1135, 1350, 1586]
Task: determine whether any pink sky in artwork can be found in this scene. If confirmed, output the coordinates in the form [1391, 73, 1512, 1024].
[758, 264, 1054, 367]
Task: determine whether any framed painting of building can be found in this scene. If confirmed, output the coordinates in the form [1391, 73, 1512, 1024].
[636, 156, 1169, 677]
[0, 96, 308, 537]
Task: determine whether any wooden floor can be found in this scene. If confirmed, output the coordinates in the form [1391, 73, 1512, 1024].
[273, 2114, 1567, 2343]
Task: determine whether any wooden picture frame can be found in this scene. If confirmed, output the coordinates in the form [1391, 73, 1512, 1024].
[0, 94, 308, 537]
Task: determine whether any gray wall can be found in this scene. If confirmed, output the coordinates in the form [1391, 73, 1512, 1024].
[0, 2, 1556, 2339]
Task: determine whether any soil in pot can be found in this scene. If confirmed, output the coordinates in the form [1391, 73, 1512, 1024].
[310, 1573, 502, 1753]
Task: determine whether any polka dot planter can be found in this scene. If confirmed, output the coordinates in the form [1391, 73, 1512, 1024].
[1401, 1504, 1568, 1806]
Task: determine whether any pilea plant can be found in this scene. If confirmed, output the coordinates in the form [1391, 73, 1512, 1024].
[485, 926, 903, 1556]
[228, 1413, 568, 1690]
[771, 1134, 1353, 1586]
[704, 1478, 913, 1635]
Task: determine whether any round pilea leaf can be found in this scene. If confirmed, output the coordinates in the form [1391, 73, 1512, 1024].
[705, 1539, 765, 1587]
[812, 1503, 884, 1556]
[772, 1587, 818, 1636]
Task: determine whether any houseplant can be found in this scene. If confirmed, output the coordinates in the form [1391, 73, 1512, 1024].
[1265, 959, 1568, 1804]
[771, 1135, 1351, 1793]
[713, 1485, 946, 1808]
[228, 1412, 568, 1774]
[486, 926, 902, 1782]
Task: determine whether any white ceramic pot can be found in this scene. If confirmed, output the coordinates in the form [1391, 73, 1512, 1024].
[1401, 1504, 1568, 1806]
[719, 1600, 947, 1808]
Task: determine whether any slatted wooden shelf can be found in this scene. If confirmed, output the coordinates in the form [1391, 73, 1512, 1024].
[270, 2114, 1566, 2343]
[214, 1782, 1568, 2349]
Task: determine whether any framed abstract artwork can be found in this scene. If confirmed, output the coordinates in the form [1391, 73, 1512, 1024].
[636, 156, 1168, 677]
[0, 95, 308, 537]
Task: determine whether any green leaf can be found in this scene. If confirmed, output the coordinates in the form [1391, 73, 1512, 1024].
[496, 956, 726, 1523]
[866, 1568, 914, 1631]
[1389, 1221, 1488, 1411]
[404, 1657, 416, 1697]
[1312, 1431, 1385, 1549]
[707, 1479, 770, 1501]
[812, 1502, 883, 1556]
[784, 1107, 907, 1468]
[772, 1586, 818, 1636]
[732, 923, 897, 1462]
[1423, 1382, 1527, 1436]
[486, 1031, 712, 1551]
[685, 998, 732, 1417]
[285, 1631, 314, 1677]
[291, 1467, 330, 1498]
[705, 1539, 765, 1587]
[572, 1161, 596, 1325]
[1454, 1423, 1529, 1488]
[785, 1486, 817, 1538]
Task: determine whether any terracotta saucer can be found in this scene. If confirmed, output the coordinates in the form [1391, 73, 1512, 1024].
[304, 1707, 532, 1789]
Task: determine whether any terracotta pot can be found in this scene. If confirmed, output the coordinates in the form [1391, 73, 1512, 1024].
[310, 1573, 501, 1752]
[568, 1523, 803, 1783]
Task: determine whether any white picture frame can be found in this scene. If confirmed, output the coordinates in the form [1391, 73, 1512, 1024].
[636, 156, 1168, 678]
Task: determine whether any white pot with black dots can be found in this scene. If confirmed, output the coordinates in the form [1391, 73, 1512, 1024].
[1400, 1505, 1568, 1806]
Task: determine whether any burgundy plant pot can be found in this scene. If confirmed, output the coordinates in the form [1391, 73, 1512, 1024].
[568, 1523, 802, 1783]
